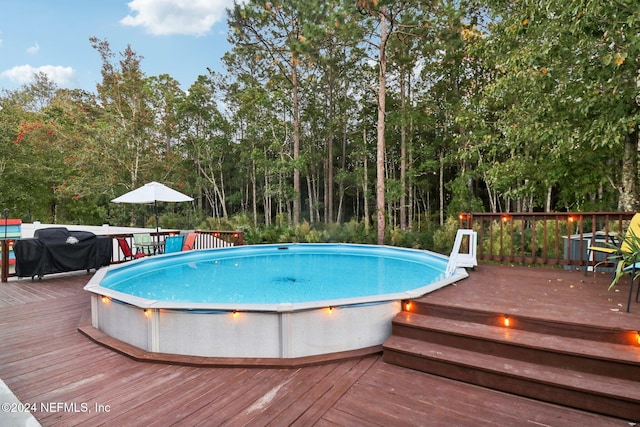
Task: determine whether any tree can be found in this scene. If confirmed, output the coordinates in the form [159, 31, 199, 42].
[472, 0, 640, 211]
[0, 76, 64, 221]
[0, 75, 109, 222]
[90, 37, 160, 194]
[357, 0, 430, 242]
[179, 72, 232, 220]
[300, 1, 366, 224]
[228, 1, 316, 225]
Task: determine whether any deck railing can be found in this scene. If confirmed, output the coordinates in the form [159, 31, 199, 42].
[458, 212, 634, 268]
[1, 229, 244, 281]
[4, 213, 635, 279]
[106, 230, 245, 264]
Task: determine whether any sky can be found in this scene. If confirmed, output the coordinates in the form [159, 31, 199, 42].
[0, 0, 237, 93]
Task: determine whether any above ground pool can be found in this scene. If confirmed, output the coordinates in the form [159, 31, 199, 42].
[84, 243, 468, 363]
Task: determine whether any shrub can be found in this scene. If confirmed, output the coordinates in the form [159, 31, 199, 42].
[432, 217, 459, 254]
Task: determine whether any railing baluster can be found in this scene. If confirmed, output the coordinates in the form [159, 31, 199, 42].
[461, 212, 633, 268]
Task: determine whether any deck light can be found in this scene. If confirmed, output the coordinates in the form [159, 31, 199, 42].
[232, 310, 239, 318]
[636, 332, 640, 346]
[404, 300, 412, 311]
[503, 315, 510, 327]
[567, 215, 582, 223]
[327, 306, 333, 314]
[144, 309, 151, 317]
[101, 296, 110, 304]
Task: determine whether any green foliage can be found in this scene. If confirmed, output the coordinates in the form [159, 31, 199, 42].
[470, 0, 640, 210]
[480, 220, 516, 257]
[240, 218, 439, 251]
[432, 217, 460, 254]
[446, 175, 485, 217]
[534, 220, 563, 259]
[609, 229, 640, 290]
[477, 219, 571, 260]
[159, 212, 197, 231]
[389, 227, 433, 249]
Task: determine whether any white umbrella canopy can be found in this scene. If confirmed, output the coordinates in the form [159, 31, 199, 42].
[112, 181, 193, 204]
[112, 182, 193, 231]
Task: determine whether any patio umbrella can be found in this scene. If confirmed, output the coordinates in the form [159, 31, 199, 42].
[112, 181, 193, 232]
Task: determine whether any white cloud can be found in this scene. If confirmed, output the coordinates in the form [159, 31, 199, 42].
[120, 0, 232, 36]
[0, 64, 76, 88]
[27, 42, 40, 54]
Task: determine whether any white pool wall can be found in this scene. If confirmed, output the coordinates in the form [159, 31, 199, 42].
[91, 294, 401, 358]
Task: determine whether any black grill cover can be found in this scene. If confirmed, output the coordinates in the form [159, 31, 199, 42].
[14, 227, 111, 278]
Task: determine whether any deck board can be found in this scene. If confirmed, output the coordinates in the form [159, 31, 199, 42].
[0, 265, 636, 426]
[287, 357, 378, 427]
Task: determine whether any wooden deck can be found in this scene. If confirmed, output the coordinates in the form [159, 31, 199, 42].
[0, 266, 638, 426]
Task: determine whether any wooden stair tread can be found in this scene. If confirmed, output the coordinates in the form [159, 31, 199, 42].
[383, 335, 640, 402]
[413, 301, 637, 345]
[393, 311, 640, 365]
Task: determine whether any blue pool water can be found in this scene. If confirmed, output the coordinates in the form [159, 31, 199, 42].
[100, 243, 448, 305]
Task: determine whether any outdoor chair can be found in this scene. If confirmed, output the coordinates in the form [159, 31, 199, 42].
[587, 213, 640, 312]
[621, 261, 640, 312]
[182, 232, 197, 251]
[133, 233, 156, 255]
[117, 237, 147, 261]
[585, 213, 640, 275]
[164, 235, 184, 254]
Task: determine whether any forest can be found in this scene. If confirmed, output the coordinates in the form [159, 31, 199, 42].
[0, 0, 638, 247]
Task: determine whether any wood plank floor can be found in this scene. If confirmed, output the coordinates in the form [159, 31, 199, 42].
[424, 264, 640, 330]
[0, 266, 636, 426]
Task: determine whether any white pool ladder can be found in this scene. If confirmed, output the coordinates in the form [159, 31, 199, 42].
[446, 229, 478, 276]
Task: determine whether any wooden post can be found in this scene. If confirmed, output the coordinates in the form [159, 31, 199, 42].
[1, 209, 7, 282]
[1, 239, 8, 282]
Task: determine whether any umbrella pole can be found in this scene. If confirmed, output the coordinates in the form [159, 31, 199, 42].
[154, 200, 159, 234]
[154, 200, 160, 254]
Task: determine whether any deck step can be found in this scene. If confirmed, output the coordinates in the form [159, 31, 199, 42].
[391, 311, 640, 381]
[383, 303, 640, 421]
[383, 336, 640, 421]
[411, 302, 638, 345]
